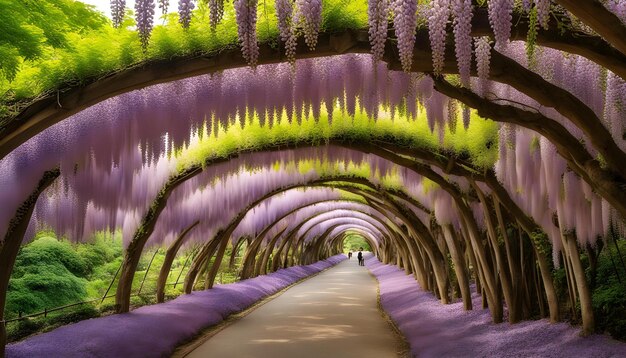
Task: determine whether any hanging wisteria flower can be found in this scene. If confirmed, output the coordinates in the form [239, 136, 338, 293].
[157, 0, 169, 14]
[535, 0, 550, 29]
[393, 0, 418, 72]
[235, 0, 259, 65]
[368, 0, 390, 61]
[276, 0, 297, 62]
[428, 0, 450, 75]
[111, 0, 126, 28]
[474, 36, 491, 78]
[178, 0, 195, 28]
[209, 0, 225, 29]
[487, 0, 513, 48]
[276, 0, 294, 41]
[135, 0, 155, 49]
[452, 0, 472, 86]
[521, 0, 531, 12]
[295, 0, 323, 50]
[462, 104, 470, 129]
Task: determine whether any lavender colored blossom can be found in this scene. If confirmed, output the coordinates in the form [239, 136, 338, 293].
[110, 0, 126, 28]
[368, 0, 390, 61]
[235, 0, 259, 65]
[135, 0, 156, 49]
[452, 0, 472, 86]
[487, 0, 513, 49]
[393, 0, 418, 71]
[295, 0, 323, 50]
[209, 0, 225, 29]
[428, 0, 450, 75]
[178, 0, 195, 28]
[157, 0, 169, 14]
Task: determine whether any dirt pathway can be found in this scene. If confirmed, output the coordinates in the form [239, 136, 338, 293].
[186, 257, 401, 358]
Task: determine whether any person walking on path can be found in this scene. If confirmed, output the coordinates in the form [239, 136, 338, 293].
[348, 251, 353, 259]
[357, 248, 364, 266]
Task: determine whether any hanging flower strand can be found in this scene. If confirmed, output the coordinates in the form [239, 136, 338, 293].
[393, 0, 418, 72]
[428, 0, 450, 75]
[178, 0, 195, 28]
[276, 0, 297, 62]
[111, 0, 126, 28]
[209, 0, 225, 29]
[452, 0, 473, 86]
[235, 0, 260, 66]
[135, 0, 156, 49]
[295, 0, 323, 51]
[368, 0, 390, 61]
[157, 0, 169, 14]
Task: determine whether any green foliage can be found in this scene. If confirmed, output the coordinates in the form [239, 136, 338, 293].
[179, 106, 499, 173]
[5, 230, 244, 342]
[0, 0, 106, 81]
[529, 230, 552, 258]
[343, 233, 372, 252]
[591, 238, 626, 340]
[6, 235, 88, 316]
[526, 7, 538, 68]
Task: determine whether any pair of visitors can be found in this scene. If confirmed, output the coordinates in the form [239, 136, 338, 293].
[357, 248, 364, 266]
[348, 251, 353, 259]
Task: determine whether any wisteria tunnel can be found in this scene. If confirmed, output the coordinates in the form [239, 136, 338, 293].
[1, 0, 626, 357]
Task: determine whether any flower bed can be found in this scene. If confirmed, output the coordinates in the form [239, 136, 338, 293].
[366, 256, 626, 358]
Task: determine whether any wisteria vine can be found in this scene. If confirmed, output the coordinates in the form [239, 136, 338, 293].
[234, 0, 259, 65]
[393, 0, 419, 71]
[111, 0, 126, 28]
[135, 0, 156, 49]
[178, 0, 195, 28]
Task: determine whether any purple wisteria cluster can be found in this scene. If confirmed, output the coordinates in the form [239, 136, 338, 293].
[487, 0, 513, 48]
[157, 0, 169, 15]
[294, 0, 323, 50]
[368, 0, 390, 61]
[366, 256, 626, 357]
[6, 255, 346, 358]
[178, 0, 195, 28]
[234, 0, 259, 65]
[452, 0, 472, 86]
[209, 0, 225, 29]
[275, 0, 297, 61]
[473, 36, 491, 94]
[427, 0, 450, 75]
[392, 0, 419, 72]
[110, 0, 126, 28]
[135, 0, 156, 49]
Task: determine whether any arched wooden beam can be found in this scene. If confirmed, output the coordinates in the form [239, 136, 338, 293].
[554, 0, 626, 56]
[0, 168, 60, 358]
[155, 220, 199, 303]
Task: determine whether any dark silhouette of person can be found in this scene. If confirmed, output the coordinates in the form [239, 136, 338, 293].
[357, 248, 364, 266]
[348, 251, 352, 259]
